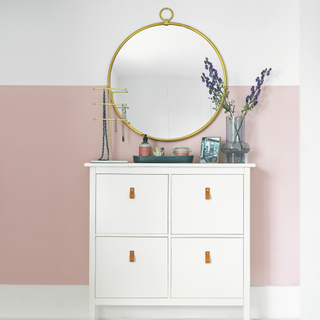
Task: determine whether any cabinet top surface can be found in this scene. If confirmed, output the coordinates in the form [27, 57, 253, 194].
[84, 162, 256, 168]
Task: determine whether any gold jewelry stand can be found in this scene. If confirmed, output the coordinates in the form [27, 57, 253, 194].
[92, 87, 130, 162]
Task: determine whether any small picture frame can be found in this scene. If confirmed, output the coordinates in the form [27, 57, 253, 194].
[200, 137, 221, 163]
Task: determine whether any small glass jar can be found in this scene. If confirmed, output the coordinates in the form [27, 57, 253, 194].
[173, 147, 191, 156]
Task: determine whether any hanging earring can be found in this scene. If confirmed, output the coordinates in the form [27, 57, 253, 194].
[121, 104, 126, 142]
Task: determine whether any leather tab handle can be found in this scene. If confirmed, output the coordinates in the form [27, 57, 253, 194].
[205, 187, 210, 200]
[130, 251, 134, 262]
[130, 187, 135, 199]
[205, 251, 210, 263]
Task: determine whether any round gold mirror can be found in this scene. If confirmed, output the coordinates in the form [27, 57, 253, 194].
[108, 8, 227, 141]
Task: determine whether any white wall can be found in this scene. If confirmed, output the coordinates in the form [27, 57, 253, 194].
[300, 0, 320, 319]
[0, 0, 299, 86]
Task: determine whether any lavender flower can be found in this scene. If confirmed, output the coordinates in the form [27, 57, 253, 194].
[201, 57, 272, 118]
[241, 67, 272, 116]
[201, 57, 235, 116]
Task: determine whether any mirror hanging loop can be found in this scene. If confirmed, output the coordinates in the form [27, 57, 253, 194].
[159, 7, 174, 25]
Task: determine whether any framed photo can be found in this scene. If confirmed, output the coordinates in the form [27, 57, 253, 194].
[200, 137, 221, 163]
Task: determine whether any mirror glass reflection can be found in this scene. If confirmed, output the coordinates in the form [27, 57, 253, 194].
[110, 25, 224, 140]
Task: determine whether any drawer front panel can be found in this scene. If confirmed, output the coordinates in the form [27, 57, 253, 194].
[96, 174, 168, 234]
[172, 175, 243, 234]
[171, 238, 243, 298]
[96, 237, 168, 298]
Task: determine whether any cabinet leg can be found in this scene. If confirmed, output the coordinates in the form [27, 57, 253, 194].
[89, 303, 95, 320]
[243, 302, 250, 320]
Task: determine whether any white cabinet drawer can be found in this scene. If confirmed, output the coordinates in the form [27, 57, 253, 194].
[96, 237, 168, 298]
[172, 175, 243, 234]
[171, 238, 243, 298]
[96, 174, 168, 234]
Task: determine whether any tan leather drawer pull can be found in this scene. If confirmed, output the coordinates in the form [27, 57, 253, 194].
[205, 187, 210, 200]
[130, 187, 135, 199]
[130, 251, 134, 262]
[205, 251, 210, 263]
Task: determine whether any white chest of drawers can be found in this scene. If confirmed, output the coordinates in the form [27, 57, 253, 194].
[85, 163, 255, 320]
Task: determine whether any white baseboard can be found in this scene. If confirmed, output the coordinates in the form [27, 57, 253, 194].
[300, 288, 320, 320]
[251, 286, 300, 319]
[0, 285, 88, 319]
[0, 285, 300, 319]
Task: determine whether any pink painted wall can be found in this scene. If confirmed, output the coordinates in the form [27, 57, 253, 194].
[0, 85, 299, 285]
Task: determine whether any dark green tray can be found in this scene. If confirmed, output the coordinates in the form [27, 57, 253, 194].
[133, 155, 194, 163]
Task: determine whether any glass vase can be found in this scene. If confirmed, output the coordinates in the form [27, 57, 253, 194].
[221, 116, 250, 163]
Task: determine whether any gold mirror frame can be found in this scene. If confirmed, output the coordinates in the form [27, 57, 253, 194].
[107, 8, 227, 142]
